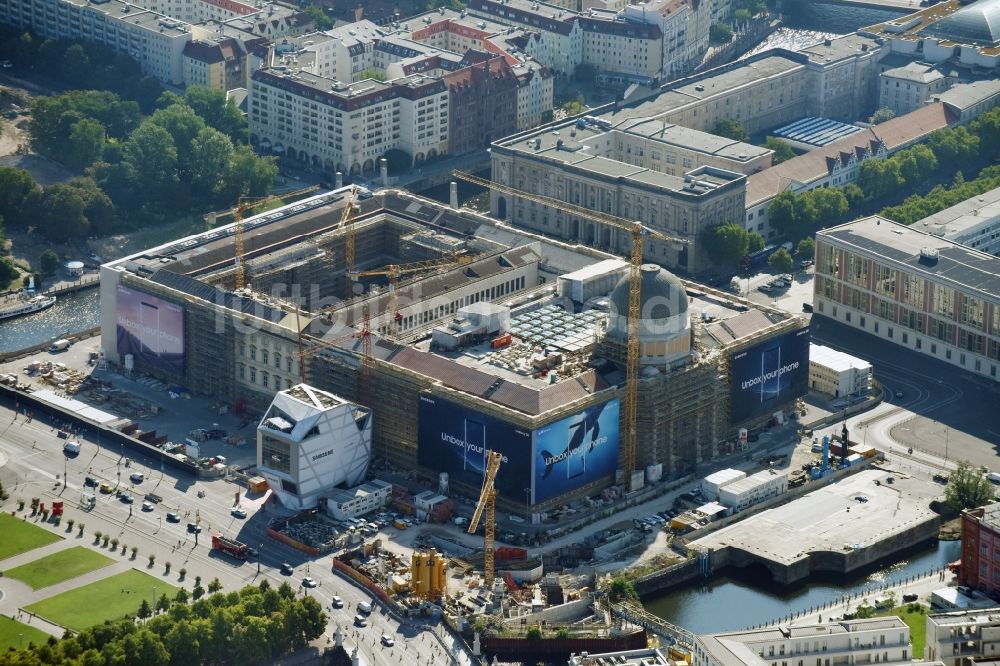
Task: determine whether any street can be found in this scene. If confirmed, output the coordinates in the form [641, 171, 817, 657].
[0, 396, 474, 665]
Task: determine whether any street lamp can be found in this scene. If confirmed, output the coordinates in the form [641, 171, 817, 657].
[258, 542, 263, 575]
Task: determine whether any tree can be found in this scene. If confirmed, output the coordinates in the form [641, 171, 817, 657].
[155, 592, 171, 614]
[220, 145, 277, 201]
[713, 118, 747, 142]
[859, 159, 904, 201]
[39, 249, 60, 276]
[747, 231, 765, 254]
[768, 248, 793, 273]
[149, 103, 206, 174]
[179, 567, 187, 580]
[734, 7, 752, 23]
[796, 237, 815, 259]
[356, 67, 386, 82]
[763, 137, 795, 164]
[608, 577, 638, 602]
[897, 143, 938, 186]
[927, 126, 979, 168]
[192, 584, 205, 600]
[189, 127, 233, 201]
[525, 626, 542, 640]
[945, 461, 995, 512]
[574, 62, 597, 83]
[137, 599, 152, 620]
[561, 96, 587, 116]
[0, 257, 18, 288]
[0, 167, 41, 227]
[304, 5, 333, 29]
[701, 223, 750, 266]
[208, 578, 223, 594]
[175, 588, 189, 604]
[709, 21, 733, 44]
[24, 184, 89, 239]
[808, 187, 849, 230]
[869, 107, 896, 125]
[60, 44, 90, 85]
[123, 121, 178, 203]
[843, 183, 865, 208]
[184, 86, 248, 144]
[382, 148, 413, 174]
[67, 118, 105, 171]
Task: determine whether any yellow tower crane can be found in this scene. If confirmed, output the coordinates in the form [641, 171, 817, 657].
[468, 449, 503, 588]
[340, 186, 360, 274]
[451, 170, 686, 490]
[349, 255, 476, 336]
[228, 185, 320, 291]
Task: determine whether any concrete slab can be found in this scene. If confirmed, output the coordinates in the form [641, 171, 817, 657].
[691, 469, 941, 583]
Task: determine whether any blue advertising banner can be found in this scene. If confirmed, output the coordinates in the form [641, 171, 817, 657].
[532, 398, 620, 504]
[116, 285, 185, 376]
[729, 327, 810, 424]
[416, 395, 532, 502]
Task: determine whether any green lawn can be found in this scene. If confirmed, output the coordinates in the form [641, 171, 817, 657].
[0, 513, 62, 561]
[878, 604, 928, 657]
[0, 616, 51, 652]
[26, 569, 179, 631]
[5, 546, 114, 590]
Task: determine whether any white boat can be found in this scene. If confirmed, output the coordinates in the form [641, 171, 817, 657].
[0, 293, 56, 321]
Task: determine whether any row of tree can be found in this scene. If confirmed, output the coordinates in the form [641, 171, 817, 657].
[12, 86, 275, 239]
[880, 166, 1000, 226]
[0, 580, 327, 666]
[760, 103, 1000, 244]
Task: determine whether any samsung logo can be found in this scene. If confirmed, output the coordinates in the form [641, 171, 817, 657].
[312, 449, 335, 461]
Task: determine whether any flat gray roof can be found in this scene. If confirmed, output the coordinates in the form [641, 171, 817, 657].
[913, 184, 1000, 238]
[819, 216, 1000, 304]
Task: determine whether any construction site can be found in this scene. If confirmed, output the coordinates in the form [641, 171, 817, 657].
[98, 184, 810, 516]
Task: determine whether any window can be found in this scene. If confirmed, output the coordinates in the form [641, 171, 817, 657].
[261, 434, 291, 473]
[262, 373, 269, 388]
[249, 368, 256, 383]
[274, 353, 281, 369]
[249, 346, 257, 361]
[933, 286, 954, 317]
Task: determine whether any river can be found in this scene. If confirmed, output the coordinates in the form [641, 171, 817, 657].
[0, 287, 101, 354]
[645, 540, 959, 634]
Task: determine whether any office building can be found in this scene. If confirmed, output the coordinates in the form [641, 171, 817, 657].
[814, 216, 1000, 383]
[694, 618, 915, 666]
[960, 503, 1000, 598]
[911, 185, 1000, 257]
[879, 61, 953, 115]
[257, 383, 373, 510]
[808, 344, 872, 399]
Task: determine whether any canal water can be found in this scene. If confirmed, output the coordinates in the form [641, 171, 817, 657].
[645, 540, 960, 634]
[0, 287, 101, 354]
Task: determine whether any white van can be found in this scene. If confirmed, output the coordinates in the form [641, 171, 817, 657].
[357, 600, 373, 615]
[987, 472, 1000, 485]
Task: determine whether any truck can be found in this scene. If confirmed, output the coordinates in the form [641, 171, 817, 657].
[211, 533, 249, 560]
[49, 339, 71, 352]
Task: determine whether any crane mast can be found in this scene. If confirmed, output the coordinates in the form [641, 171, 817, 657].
[451, 171, 684, 490]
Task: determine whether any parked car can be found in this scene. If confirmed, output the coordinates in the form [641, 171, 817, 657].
[166, 512, 180, 522]
[381, 635, 394, 647]
[302, 577, 317, 588]
[119, 493, 134, 504]
[280, 563, 293, 575]
[231, 507, 247, 519]
[141, 501, 154, 512]
[354, 614, 367, 627]
[84, 476, 98, 487]
[332, 596, 344, 608]
[187, 522, 202, 533]
[129, 472, 144, 484]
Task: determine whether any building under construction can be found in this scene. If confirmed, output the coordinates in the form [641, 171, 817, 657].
[100, 188, 808, 513]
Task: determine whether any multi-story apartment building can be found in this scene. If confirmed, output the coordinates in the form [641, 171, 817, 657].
[249, 68, 450, 174]
[249, 8, 554, 171]
[694, 617, 915, 666]
[0, 0, 194, 83]
[925, 608, 1000, 666]
[0, 0, 308, 86]
[183, 35, 258, 89]
[814, 216, 1000, 383]
[467, 0, 722, 83]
